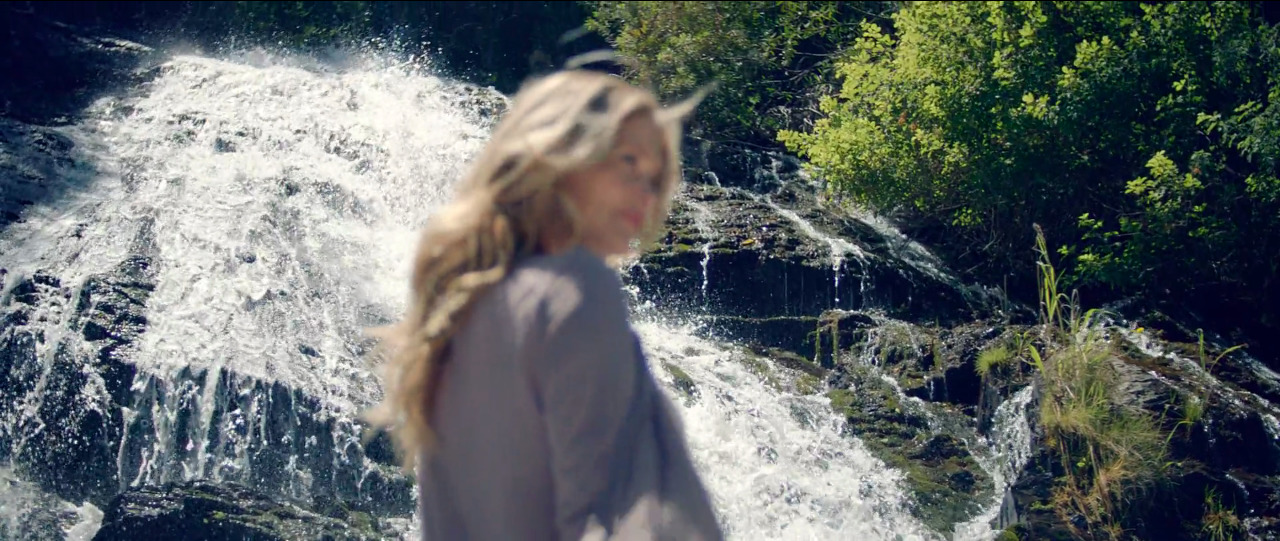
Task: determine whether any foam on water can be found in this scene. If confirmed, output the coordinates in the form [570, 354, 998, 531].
[0, 467, 103, 540]
[634, 319, 940, 540]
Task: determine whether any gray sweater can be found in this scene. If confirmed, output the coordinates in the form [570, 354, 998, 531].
[416, 245, 724, 541]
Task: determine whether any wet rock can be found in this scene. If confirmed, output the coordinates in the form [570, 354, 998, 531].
[632, 183, 990, 332]
[91, 481, 392, 541]
[0, 8, 156, 126]
[826, 363, 991, 533]
[661, 361, 701, 405]
[999, 333, 1280, 540]
[692, 313, 875, 367]
[443, 83, 509, 124]
[0, 254, 153, 505]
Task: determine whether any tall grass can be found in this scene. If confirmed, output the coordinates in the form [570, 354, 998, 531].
[1030, 225, 1169, 540]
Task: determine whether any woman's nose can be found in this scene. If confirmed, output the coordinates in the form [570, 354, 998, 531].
[639, 156, 662, 183]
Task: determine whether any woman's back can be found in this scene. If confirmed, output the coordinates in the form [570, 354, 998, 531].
[418, 245, 721, 541]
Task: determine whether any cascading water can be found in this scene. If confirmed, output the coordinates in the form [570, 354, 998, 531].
[0, 467, 103, 541]
[685, 197, 716, 304]
[0, 47, 1029, 540]
[953, 385, 1035, 539]
[635, 319, 940, 540]
[1, 50, 491, 537]
[761, 196, 868, 308]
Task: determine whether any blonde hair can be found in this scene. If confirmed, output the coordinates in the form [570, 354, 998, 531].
[364, 69, 706, 469]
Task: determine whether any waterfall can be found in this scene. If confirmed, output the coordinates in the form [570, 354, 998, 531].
[0, 47, 1024, 540]
[1, 50, 488, 535]
[634, 320, 939, 540]
[758, 195, 868, 308]
[951, 385, 1035, 538]
[685, 197, 716, 305]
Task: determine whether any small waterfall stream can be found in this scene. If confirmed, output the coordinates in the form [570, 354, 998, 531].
[686, 198, 716, 305]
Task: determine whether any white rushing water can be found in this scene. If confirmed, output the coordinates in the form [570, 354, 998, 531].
[760, 196, 868, 307]
[0, 467, 103, 541]
[685, 197, 717, 304]
[0, 48, 1018, 540]
[635, 319, 939, 540]
[953, 385, 1034, 539]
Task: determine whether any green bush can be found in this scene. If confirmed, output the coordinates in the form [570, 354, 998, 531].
[779, 2, 1280, 335]
[585, 1, 895, 147]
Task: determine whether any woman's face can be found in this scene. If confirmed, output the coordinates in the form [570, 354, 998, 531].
[559, 111, 666, 259]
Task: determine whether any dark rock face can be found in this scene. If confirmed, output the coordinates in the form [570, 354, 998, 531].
[0, 7, 158, 126]
[0, 120, 79, 230]
[0, 248, 153, 505]
[988, 324, 1280, 540]
[631, 183, 991, 328]
[91, 481, 395, 541]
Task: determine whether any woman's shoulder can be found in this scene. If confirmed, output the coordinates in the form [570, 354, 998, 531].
[500, 245, 634, 360]
[504, 245, 627, 313]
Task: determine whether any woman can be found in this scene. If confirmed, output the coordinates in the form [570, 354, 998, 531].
[365, 69, 724, 541]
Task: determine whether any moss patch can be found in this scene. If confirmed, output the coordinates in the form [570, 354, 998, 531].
[827, 363, 991, 534]
[827, 388, 856, 417]
[662, 361, 700, 405]
[736, 349, 784, 392]
[795, 373, 823, 395]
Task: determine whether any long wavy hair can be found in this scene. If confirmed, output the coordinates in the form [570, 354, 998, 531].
[364, 69, 706, 469]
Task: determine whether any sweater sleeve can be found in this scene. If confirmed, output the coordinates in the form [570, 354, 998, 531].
[526, 259, 639, 541]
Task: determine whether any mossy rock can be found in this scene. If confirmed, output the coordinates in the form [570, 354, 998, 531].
[662, 361, 700, 405]
[826, 363, 991, 534]
[995, 527, 1021, 541]
[795, 373, 823, 395]
[827, 388, 856, 417]
[734, 349, 785, 392]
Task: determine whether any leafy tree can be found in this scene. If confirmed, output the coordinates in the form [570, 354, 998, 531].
[584, 1, 895, 147]
[230, 1, 372, 48]
[780, 1, 1280, 342]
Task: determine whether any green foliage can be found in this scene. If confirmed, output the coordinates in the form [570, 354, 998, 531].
[827, 388, 856, 417]
[1197, 329, 1248, 376]
[795, 373, 823, 395]
[1202, 487, 1243, 541]
[781, 2, 1280, 336]
[1029, 228, 1169, 540]
[1166, 329, 1247, 440]
[976, 345, 1013, 377]
[1172, 393, 1205, 439]
[230, 1, 372, 48]
[585, 1, 895, 146]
